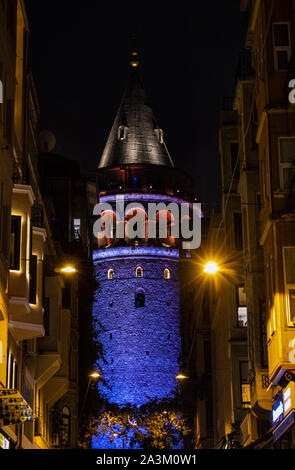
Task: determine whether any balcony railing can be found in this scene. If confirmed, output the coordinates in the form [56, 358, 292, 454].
[31, 203, 44, 228]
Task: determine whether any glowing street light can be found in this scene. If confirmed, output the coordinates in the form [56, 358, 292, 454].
[89, 371, 100, 379]
[204, 261, 220, 275]
[60, 265, 77, 274]
[175, 373, 189, 380]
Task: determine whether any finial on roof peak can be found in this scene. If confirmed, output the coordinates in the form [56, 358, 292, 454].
[130, 50, 139, 68]
[129, 31, 139, 68]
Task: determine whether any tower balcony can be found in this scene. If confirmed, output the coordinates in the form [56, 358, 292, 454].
[93, 245, 179, 262]
[97, 164, 196, 203]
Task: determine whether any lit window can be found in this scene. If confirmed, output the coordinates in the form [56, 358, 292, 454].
[154, 128, 164, 144]
[108, 269, 114, 280]
[273, 23, 291, 71]
[136, 266, 143, 278]
[118, 126, 128, 140]
[266, 257, 276, 336]
[278, 138, 295, 191]
[240, 361, 250, 408]
[61, 406, 71, 448]
[237, 286, 247, 327]
[6, 351, 17, 389]
[73, 218, 81, 240]
[283, 247, 295, 325]
[164, 268, 170, 280]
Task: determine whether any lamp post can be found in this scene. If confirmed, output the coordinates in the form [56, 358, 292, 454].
[80, 371, 101, 418]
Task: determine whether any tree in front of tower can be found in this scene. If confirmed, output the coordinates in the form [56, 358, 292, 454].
[90, 396, 191, 449]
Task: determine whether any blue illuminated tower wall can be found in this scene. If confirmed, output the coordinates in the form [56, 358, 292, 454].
[91, 62, 195, 449]
[93, 246, 180, 405]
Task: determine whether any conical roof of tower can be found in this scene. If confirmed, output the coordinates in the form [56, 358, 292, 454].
[98, 68, 174, 169]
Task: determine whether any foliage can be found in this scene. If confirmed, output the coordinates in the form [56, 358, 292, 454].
[91, 398, 190, 449]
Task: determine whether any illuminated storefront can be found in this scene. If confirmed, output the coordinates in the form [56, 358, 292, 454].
[272, 382, 295, 442]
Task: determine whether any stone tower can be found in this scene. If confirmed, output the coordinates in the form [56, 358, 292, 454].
[92, 52, 195, 449]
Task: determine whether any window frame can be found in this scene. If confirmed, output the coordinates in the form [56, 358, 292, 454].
[107, 268, 114, 280]
[10, 214, 21, 271]
[272, 22, 291, 71]
[266, 257, 276, 337]
[73, 218, 81, 241]
[29, 254, 38, 305]
[164, 268, 170, 280]
[6, 351, 17, 389]
[136, 266, 143, 278]
[118, 125, 128, 141]
[283, 246, 295, 327]
[135, 291, 145, 308]
[278, 137, 295, 191]
[239, 360, 250, 409]
[237, 284, 247, 328]
[61, 406, 71, 448]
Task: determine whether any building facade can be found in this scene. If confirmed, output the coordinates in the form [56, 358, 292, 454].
[0, 0, 92, 449]
[244, 0, 295, 447]
[192, 0, 295, 449]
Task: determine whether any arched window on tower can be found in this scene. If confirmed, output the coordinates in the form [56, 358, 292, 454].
[136, 266, 143, 278]
[97, 210, 117, 249]
[108, 269, 114, 280]
[135, 288, 145, 308]
[156, 210, 176, 248]
[125, 208, 148, 244]
[61, 406, 71, 448]
[164, 268, 170, 280]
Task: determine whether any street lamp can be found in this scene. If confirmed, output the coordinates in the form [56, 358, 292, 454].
[60, 265, 77, 273]
[89, 371, 100, 379]
[79, 371, 101, 418]
[203, 261, 220, 275]
[175, 373, 189, 380]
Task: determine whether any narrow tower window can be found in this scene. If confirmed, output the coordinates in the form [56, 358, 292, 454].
[164, 268, 170, 280]
[118, 126, 128, 141]
[108, 269, 114, 280]
[136, 266, 143, 278]
[154, 128, 164, 144]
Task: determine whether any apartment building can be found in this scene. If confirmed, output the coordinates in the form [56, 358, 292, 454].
[0, 0, 94, 449]
[192, 0, 295, 449]
[242, 0, 295, 447]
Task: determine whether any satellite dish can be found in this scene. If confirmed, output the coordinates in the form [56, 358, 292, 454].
[38, 130, 56, 153]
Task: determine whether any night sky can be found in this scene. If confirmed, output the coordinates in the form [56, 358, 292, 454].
[25, 2, 247, 213]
